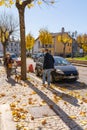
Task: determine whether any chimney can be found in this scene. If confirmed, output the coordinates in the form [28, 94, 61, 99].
[61, 27, 65, 33]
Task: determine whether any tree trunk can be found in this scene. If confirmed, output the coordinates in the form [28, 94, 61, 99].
[17, 8, 26, 80]
[63, 44, 66, 57]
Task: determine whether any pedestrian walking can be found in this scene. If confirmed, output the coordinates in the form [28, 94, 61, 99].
[4, 52, 13, 79]
[42, 49, 54, 87]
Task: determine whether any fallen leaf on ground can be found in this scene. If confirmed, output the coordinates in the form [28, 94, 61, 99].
[79, 111, 86, 117]
[28, 98, 33, 104]
[0, 93, 6, 98]
[21, 114, 26, 119]
[31, 116, 34, 120]
[13, 117, 20, 122]
[64, 101, 68, 105]
[69, 115, 76, 119]
[16, 124, 24, 130]
[23, 83, 27, 87]
[17, 100, 20, 103]
[22, 104, 27, 106]
[43, 114, 48, 117]
[10, 103, 17, 108]
[12, 95, 16, 98]
[78, 100, 83, 104]
[31, 91, 36, 95]
[80, 120, 87, 125]
[53, 95, 61, 103]
[0, 112, 2, 114]
[40, 100, 46, 105]
[82, 98, 87, 103]
[59, 87, 67, 91]
[49, 104, 53, 109]
[42, 119, 47, 125]
[50, 85, 55, 89]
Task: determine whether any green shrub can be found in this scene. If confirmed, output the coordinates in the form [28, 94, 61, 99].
[84, 55, 87, 60]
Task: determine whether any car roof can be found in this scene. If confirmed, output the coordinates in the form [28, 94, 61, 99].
[53, 56, 63, 58]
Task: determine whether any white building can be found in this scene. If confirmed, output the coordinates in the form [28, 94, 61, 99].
[33, 37, 40, 54]
[6, 39, 20, 56]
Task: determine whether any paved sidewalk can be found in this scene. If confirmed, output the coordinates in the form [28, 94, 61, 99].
[0, 66, 87, 130]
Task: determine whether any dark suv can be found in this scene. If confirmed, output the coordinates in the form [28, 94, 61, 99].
[35, 56, 79, 82]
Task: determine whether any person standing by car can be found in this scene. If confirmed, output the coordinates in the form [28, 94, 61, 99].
[43, 49, 54, 87]
[4, 52, 13, 79]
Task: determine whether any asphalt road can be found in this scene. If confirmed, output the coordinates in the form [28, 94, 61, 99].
[76, 65, 87, 84]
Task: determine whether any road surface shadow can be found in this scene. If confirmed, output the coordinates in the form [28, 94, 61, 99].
[54, 80, 87, 90]
[25, 80, 83, 130]
[6, 77, 17, 86]
[48, 87, 80, 107]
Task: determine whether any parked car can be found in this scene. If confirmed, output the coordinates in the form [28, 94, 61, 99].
[31, 53, 37, 59]
[0, 53, 3, 58]
[33, 53, 44, 62]
[35, 56, 79, 82]
[10, 53, 21, 66]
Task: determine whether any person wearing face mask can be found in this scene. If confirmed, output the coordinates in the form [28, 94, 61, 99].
[4, 52, 13, 79]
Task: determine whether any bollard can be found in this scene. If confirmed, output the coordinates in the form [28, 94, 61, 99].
[28, 64, 34, 73]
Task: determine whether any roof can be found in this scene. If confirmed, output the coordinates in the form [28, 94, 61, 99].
[35, 31, 70, 41]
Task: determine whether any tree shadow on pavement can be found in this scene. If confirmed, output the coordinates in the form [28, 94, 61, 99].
[6, 78, 17, 86]
[47, 87, 80, 107]
[55, 80, 87, 90]
[26, 80, 83, 130]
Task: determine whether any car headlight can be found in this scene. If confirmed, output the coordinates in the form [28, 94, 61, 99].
[56, 69, 64, 74]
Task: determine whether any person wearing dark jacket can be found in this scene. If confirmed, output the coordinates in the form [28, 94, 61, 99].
[43, 49, 54, 87]
[4, 52, 13, 79]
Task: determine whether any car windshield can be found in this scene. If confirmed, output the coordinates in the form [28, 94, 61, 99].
[54, 57, 70, 66]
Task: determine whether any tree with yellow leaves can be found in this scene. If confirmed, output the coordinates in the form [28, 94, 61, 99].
[0, 0, 55, 80]
[26, 33, 35, 52]
[76, 35, 82, 48]
[39, 28, 53, 48]
[81, 34, 87, 53]
[77, 34, 87, 53]
[57, 32, 72, 57]
[0, 12, 19, 59]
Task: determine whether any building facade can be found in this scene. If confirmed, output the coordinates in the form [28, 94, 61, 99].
[33, 37, 54, 55]
[34, 28, 73, 57]
[6, 39, 20, 56]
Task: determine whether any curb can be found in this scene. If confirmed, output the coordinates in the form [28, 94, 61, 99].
[0, 104, 16, 130]
[72, 63, 87, 67]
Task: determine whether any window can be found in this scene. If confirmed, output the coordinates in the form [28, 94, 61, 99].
[48, 44, 52, 48]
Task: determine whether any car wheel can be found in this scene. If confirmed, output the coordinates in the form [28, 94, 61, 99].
[72, 78, 78, 82]
[33, 58, 35, 62]
[35, 69, 39, 76]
